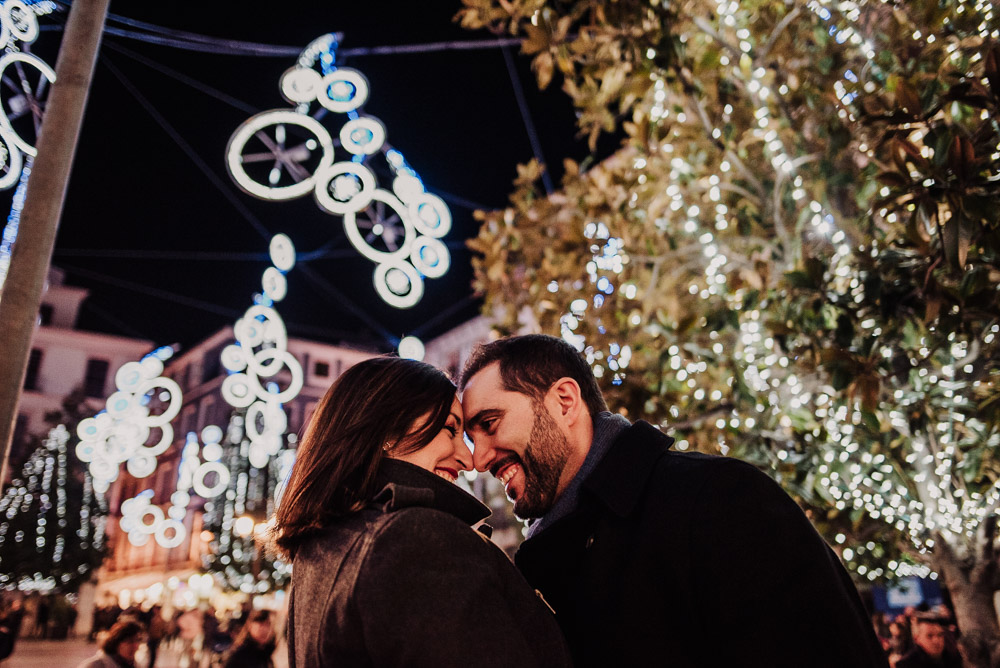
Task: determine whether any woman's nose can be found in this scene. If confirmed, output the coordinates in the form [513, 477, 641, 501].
[454, 436, 473, 471]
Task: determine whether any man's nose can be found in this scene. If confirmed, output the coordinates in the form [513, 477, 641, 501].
[471, 440, 495, 473]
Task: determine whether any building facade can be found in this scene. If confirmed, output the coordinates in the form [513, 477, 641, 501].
[12, 269, 153, 470]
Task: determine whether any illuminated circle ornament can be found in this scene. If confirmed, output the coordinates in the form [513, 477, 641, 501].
[280, 67, 322, 104]
[0, 51, 55, 157]
[192, 462, 230, 499]
[314, 162, 376, 215]
[343, 189, 415, 263]
[126, 452, 156, 479]
[410, 236, 450, 279]
[408, 193, 451, 238]
[262, 267, 287, 301]
[269, 233, 296, 271]
[227, 110, 335, 201]
[222, 374, 256, 408]
[392, 174, 424, 204]
[374, 261, 423, 309]
[137, 505, 164, 534]
[155, 519, 186, 549]
[74, 349, 183, 492]
[339, 117, 385, 156]
[398, 336, 425, 361]
[0, 126, 22, 190]
[246, 350, 303, 404]
[2, 1, 37, 43]
[317, 68, 368, 113]
[224, 35, 455, 308]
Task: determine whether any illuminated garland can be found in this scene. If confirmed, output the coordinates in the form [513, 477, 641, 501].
[226, 33, 452, 309]
[0, 424, 107, 591]
[0, 0, 56, 292]
[74, 346, 181, 495]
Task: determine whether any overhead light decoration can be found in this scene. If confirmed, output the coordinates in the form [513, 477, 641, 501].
[74, 347, 182, 496]
[0, 0, 56, 293]
[220, 233, 303, 469]
[119, 426, 230, 550]
[225, 33, 452, 308]
[110, 235, 301, 551]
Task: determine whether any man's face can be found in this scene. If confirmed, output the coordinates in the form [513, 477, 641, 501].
[463, 363, 572, 519]
[913, 621, 946, 658]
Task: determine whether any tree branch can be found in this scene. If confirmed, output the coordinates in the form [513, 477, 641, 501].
[758, 7, 802, 62]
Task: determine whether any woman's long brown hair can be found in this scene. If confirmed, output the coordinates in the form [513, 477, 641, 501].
[272, 355, 455, 558]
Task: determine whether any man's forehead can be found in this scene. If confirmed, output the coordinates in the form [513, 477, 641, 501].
[461, 362, 503, 398]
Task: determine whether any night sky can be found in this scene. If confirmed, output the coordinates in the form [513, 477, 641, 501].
[8, 1, 606, 352]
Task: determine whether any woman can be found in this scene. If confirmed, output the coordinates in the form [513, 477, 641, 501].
[77, 620, 145, 668]
[222, 610, 276, 668]
[273, 356, 570, 667]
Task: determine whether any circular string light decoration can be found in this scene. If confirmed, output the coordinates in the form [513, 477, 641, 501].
[226, 33, 452, 308]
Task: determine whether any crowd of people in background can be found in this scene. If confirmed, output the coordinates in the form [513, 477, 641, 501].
[874, 605, 964, 667]
[0, 594, 280, 668]
[84, 601, 278, 668]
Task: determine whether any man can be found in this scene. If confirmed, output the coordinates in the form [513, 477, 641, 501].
[896, 614, 962, 668]
[460, 334, 888, 667]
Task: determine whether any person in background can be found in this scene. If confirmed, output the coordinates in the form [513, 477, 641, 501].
[887, 617, 914, 667]
[77, 620, 146, 668]
[222, 610, 276, 668]
[144, 605, 169, 668]
[0, 598, 24, 664]
[896, 613, 963, 668]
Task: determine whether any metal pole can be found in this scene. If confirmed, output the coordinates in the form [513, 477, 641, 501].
[0, 0, 110, 483]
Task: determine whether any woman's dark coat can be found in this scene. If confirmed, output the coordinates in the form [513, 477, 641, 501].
[288, 459, 571, 667]
[515, 420, 889, 667]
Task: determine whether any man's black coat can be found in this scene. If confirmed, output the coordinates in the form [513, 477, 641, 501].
[515, 421, 889, 667]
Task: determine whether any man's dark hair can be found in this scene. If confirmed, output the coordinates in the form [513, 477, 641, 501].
[459, 334, 608, 418]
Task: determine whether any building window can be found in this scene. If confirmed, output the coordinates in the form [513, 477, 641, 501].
[23, 349, 42, 391]
[11, 414, 30, 464]
[38, 303, 53, 326]
[202, 344, 225, 383]
[314, 361, 330, 378]
[84, 359, 110, 398]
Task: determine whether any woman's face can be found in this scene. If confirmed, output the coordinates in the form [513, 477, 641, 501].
[392, 396, 472, 482]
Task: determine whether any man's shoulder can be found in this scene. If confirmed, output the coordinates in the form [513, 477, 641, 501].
[614, 421, 759, 482]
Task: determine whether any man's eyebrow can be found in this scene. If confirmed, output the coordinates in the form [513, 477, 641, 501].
[465, 408, 504, 430]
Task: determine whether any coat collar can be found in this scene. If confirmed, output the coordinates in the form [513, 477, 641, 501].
[580, 420, 674, 517]
[371, 459, 490, 526]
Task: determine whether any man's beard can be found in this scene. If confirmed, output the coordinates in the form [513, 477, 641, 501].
[512, 402, 572, 519]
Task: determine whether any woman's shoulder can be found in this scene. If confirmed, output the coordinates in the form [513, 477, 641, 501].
[369, 506, 499, 561]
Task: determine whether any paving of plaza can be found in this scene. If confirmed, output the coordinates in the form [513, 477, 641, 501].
[1, 637, 290, 668]
[3, 638, 183, 667]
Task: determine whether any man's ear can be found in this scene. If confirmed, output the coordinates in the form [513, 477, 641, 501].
[548, 377, 585, 425]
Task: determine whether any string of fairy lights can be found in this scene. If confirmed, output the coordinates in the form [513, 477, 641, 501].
[0, 425, 107, 591]
[547, 0, 999, 581]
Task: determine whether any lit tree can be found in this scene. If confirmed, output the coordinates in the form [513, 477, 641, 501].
[200, 412, 294, 595]
[0, 393, 108, 593]
[459, 0, 1000, 663]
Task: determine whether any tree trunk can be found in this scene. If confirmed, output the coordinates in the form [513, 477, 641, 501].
[933, 541, 1000, 668]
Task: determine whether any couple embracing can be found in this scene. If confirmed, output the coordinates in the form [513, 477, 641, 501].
[274, 335, 888, 667]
